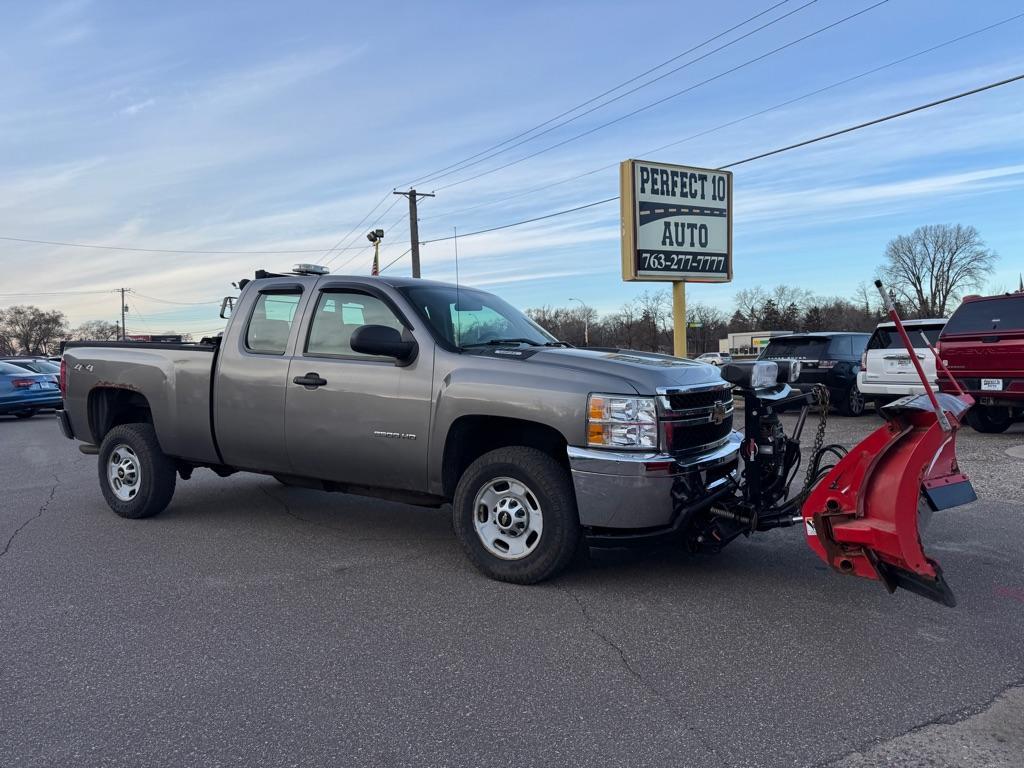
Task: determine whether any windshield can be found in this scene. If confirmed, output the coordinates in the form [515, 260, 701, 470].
[399, 284, 558, 349]
[760, 337, 829, 359]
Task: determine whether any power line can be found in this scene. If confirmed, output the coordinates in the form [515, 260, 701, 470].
[319, 191, 395, 263]
[328, 207, 411, 272]
[404, 0, 810, 188]
[130, 292, 221, 306]
[379, 247, 413, 274]
[720, 72, 1024, 168]
[323, 195, 405, 268]
[421, 197, 619, 245]
[432, 0, 889, 193]
[0, 289, 117, 296]
[418, 71, 1024, 244]
[422, 11, 1024, 223]
[0, 235, 368, 255]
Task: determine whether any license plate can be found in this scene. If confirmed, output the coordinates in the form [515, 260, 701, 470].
[896, 359, 911, 367]
[39, 382, 56, 390]
[981, 378, 1003, 391]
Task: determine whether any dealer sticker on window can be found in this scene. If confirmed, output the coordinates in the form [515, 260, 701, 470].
[981, 378, 1003, 391]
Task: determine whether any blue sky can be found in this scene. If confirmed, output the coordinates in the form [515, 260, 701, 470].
[1, 0, 1023, 336]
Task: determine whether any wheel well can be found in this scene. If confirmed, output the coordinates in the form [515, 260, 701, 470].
[88, 387, 153, 443]
[442, 416, 568, 499]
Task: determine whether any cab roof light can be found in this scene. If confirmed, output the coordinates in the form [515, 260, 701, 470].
[292, 263, 330, 276]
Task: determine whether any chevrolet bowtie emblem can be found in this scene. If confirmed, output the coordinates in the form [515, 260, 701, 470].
[710, 402, 727, 425]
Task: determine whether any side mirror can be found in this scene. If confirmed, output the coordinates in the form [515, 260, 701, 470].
[350, 324, 417, 364]
[220, 296, 236, 319]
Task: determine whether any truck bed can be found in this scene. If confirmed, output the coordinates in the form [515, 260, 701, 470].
[62, 341, 221, 464]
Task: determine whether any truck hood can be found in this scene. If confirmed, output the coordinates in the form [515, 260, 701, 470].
[524, 347, 724, 393]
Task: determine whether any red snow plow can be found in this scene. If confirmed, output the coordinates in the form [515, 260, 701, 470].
[801, 281, 975, 606]
[704, 281, 976, 606]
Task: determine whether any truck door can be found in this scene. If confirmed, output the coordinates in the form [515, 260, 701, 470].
[284, 283, 433, 491]
[214, 281, 311, 474]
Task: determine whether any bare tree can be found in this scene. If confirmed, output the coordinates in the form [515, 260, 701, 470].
[879, 224, 997, 317]
[0, 305, 68, 355]
[770, 284, 813, 311]
[71, 320, 121, 341]
[733, 286, 768, 327]
[685, 302, 727, 355]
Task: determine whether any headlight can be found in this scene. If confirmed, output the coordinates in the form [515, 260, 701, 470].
[587, 394, 658, 449]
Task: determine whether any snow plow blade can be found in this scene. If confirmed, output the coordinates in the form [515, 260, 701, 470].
[801, 393, 975, 607]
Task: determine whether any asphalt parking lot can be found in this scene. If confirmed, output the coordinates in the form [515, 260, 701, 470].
[2, 411, 1022, 767]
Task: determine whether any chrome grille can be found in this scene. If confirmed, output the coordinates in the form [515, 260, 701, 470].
[657, 383, 735, 453]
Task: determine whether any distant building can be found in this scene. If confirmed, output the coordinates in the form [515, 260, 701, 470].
[719, 330, 793, 357]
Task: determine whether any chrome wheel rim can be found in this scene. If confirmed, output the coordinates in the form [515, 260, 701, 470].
[472, 477, 543, 560]
[107, 444, 142, 502]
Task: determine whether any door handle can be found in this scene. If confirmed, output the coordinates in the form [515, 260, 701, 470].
[293, 372, 327, 388]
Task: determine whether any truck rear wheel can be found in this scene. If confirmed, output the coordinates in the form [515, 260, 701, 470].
[452, 446, 580, 584]
[98, 423, 177, 519]
[966, 406, 1013, 434]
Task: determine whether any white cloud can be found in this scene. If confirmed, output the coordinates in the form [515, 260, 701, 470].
[119, 98, 155, 117]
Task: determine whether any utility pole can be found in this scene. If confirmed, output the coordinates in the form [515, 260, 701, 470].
[119, 288, 128, 341]
[394, 189, 435, 278]
[569, 297, 590, 346]
[672, 282, 687, 358]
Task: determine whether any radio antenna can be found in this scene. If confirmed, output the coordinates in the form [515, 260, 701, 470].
[454, 226, 462, 347]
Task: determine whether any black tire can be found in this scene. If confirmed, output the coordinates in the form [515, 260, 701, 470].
[966, 406, 1013, 434]
[97, 423, 177, 519]
[838, 383, 866, 417]
[452, 446, 580, 584]
[13, 409, 37, 419]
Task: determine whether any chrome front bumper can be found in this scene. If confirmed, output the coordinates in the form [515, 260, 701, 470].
[567, 432, 741, 530]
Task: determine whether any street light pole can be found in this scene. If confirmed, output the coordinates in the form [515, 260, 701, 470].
[569, 297, 589, 346]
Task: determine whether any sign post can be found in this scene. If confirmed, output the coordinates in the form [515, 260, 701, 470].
[620, 159, 733, 358]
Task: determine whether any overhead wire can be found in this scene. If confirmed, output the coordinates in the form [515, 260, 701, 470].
[421, 11, 1024, 223]
[415, 72, 1024, 245]
[432, 0, 890, 193]
[404, 0, 813, 187]
[0, 235, 367, 255]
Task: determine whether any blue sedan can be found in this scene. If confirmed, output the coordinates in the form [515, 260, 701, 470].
[0, 360, 62, 419]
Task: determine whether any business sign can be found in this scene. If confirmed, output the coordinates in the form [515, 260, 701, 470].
[620, 159, 732, 283]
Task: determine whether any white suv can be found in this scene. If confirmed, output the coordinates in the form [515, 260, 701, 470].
[858, 318, 946, 409]
[696, 352, 732, 366]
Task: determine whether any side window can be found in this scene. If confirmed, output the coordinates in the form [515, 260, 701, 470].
[246, 292, 301, 354]
[306, 290, 404, 358]
[830, 335, 853, 357]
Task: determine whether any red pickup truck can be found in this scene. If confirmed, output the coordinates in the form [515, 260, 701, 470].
[938, 292, 1024, 433]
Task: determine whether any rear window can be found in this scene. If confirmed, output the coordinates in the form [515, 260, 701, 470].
[943, 296, 1024, 335]
[0, 361, 27, 375]
[761, 337, 828, 359]
[868, 324, 944, 350]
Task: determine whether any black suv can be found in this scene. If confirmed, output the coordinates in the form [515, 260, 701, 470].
[759, 332, 871, 416]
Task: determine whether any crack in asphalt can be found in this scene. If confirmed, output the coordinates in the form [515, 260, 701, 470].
[561, 585, 724, 765]
[564, 587, 643, 681]
[0, 474, 59, 562]
[815, 677, 1024, 767]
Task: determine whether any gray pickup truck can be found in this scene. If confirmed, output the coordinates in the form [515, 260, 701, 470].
[58, 265, 740, 583]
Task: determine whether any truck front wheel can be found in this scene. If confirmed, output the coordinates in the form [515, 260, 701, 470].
[98, 423, 177, 519]
[452, 446, 580, 584]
